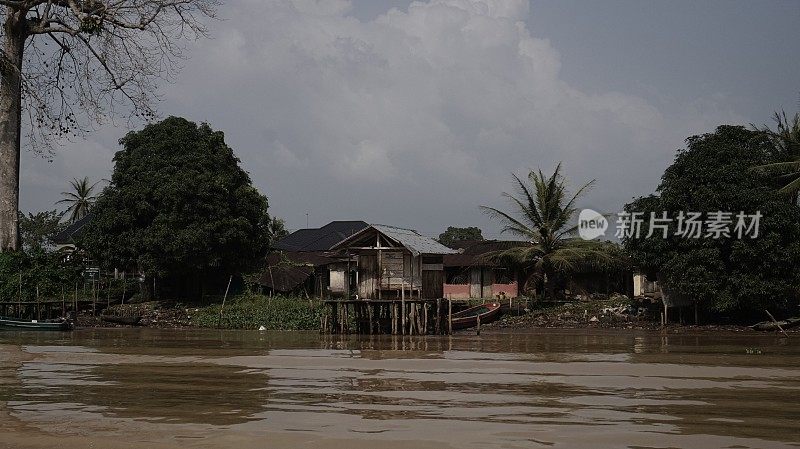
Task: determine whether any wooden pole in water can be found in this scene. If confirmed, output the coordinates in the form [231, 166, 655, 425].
[401, 298, 406, 336]
[448, 296, 453, 335]
[476, 313, 481, 336]
[217, 275, 233, 329]
[61, 286, 65, 317]
[74, 283, 78, 319]
[765, 310, 790, 339]
[36, 285, 40, 321]
[122, 274, 127, 306]
[436, 298, 441, 334]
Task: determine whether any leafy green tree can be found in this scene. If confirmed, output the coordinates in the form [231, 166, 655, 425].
[19, 210, 64, 252]
[56, 177, 101, 223]
[80, 117, 273, 300]
[0, 249, 85, 303]
[752, 110, 800, 199]
[437, 226, 484, 248]
[268, 217, 289, 242]
[481, 163, 623, 298]
[624, 125, 800, 319]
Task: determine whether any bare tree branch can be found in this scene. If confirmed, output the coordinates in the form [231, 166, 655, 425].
[2, 0, 218, 154]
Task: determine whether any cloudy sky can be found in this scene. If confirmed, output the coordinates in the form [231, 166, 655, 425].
[20, 0, 800, 238]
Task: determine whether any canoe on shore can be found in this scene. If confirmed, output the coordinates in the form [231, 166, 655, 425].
[451, 302, 502, 330]
[750, 317, 800, 332]
[0, 317, 72, 331]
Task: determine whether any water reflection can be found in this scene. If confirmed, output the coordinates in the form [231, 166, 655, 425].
[0, 328, 798, 449]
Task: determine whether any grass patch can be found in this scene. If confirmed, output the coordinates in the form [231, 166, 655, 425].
[192, 294, 323, 330]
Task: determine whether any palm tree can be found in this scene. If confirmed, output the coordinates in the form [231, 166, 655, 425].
[56, 177, 101, 223]
[752, 110, 800, 199]
[480, 163, 623, 299]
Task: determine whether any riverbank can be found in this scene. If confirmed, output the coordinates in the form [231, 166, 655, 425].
[485, 297, 798, 333]
[77, 294, 322, 330]
[73, 295, 797, 335]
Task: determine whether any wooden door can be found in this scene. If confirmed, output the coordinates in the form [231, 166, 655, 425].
[358, 255, 377, 299]
[422, 270, 444, 299]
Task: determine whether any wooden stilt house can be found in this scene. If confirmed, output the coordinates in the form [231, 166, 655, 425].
[329, 224, 457, 300]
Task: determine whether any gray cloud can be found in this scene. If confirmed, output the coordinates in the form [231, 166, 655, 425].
[21, 0, 759, 238]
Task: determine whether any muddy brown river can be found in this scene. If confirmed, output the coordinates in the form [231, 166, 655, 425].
[0, 328, 797, 449]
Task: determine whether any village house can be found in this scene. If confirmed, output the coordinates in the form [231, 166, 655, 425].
[259, 221, 368, 296]
[328, 224, 457, 300]
[442, 240, 528, 300]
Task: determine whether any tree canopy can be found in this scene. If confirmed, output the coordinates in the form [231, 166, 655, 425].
[624, 125, 800, 318]
[80, 117, 273, 298]
[438, 226, 484, 248]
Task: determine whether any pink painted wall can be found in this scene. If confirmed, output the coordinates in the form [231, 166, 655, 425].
[491, 282, 518, 298]
[443, 284, 470, 299]
[444, 282, 519, 299]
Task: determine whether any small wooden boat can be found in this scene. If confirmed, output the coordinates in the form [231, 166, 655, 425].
[101, 315, 142, 326]
[751, 317, 800, 332]
[0, 317, 72, 331]
[451, 302, 502, 330]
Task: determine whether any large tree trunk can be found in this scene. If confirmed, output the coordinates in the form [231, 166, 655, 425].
[0, 12, 25, 252]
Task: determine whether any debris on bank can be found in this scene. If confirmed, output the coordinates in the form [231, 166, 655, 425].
[77, 301, 193, 328]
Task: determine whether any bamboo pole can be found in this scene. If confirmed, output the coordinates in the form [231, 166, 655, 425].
[217, 275, 233, 329]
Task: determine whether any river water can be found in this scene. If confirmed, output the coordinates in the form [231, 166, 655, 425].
[0, 328, 797, 449]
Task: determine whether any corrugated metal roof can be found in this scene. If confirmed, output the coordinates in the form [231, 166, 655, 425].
[370, 224, 458, 256]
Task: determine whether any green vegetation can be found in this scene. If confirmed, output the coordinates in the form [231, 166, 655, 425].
[192, 294, 323, 330]
[19, 210, 64, 252]
[624, 126, 800, 318]
[0, 249, 85, 303]
[481, 163, 626, 299]
[438, 226, 484, 247]
[81, 117, 275, 300]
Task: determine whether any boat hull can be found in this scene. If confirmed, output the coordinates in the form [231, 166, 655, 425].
[451, 302, 502, 330]
[0, 317, 72, 331]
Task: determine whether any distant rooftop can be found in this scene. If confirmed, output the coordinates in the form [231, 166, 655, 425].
[274, 220, 369, 252]
[52, 213, 92, 246]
